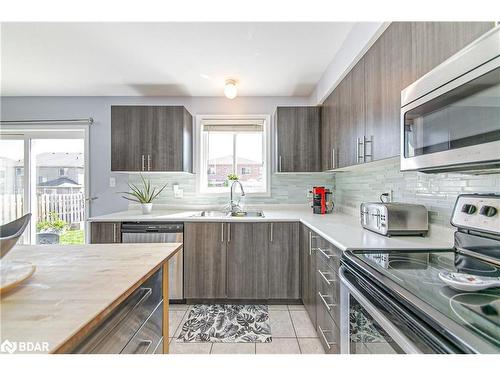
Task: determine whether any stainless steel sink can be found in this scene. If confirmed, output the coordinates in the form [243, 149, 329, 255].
[229, 210, 265, 218]
[191, 210, 265, 218]
[193, 210, 228, 217]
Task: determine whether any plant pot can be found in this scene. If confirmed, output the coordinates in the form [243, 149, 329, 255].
[141, 203, 153, 215]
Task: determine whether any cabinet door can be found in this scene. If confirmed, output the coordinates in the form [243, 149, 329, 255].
[90, 222, 121, 244]
[364, 22, 413, 161]
[336, 60, 365, 168]
[268, 222, 299, 299]
[111, 106, 143, 171]
[184, 222, 227, 299]
[411, 22, 494, 80]
[300, 224, 316, 327]
[276, 107, 321, 172]
[147, 106, 192, 172]
[226, 223, 269, 299]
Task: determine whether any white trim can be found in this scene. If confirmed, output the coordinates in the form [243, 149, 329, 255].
[194, 114, 272, 197]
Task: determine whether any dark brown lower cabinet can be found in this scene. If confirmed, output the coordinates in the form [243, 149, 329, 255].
[184, 221, 300, 301]
[90, 222, 121, 244]
[300, 224, 317, 328]
[184, 222, 227, 299]
[226, 223, 269, 299]
[268, 222, 300, 299]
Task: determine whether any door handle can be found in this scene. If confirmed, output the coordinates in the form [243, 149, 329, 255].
[113, 223, 117, 243]
[227, 223, 231, 243]
[221, 223, 224, 243]
[278, 155, 282, 172]
[331, 148, 336, 169]
[147, 154, 152, 171]
[270, 223, 273, 242]
[141, 154, 145, 171]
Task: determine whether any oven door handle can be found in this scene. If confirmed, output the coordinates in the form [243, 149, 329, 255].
[338, 266, 422, 354]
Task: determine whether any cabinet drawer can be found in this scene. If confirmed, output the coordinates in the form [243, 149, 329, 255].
[316, 254, 340, 325]
[122, 301, 163, 354]
[316, 295, 340, 354]
[73, 268, 162, 353]
[314, 236, 341, 272]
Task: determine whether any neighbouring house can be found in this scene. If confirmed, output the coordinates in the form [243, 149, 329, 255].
[207, 155, 263, 187]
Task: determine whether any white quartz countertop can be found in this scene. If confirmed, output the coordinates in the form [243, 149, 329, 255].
[89, 206, 455, 251]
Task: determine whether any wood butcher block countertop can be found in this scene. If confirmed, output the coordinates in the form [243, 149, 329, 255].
[0, 243, 182, 354]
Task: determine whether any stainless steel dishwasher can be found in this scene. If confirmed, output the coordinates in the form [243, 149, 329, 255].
[121, 222, 183, 301]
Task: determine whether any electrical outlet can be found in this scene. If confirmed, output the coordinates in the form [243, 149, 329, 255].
[109, 177, 116, 188]
[173, 184, 183, 199]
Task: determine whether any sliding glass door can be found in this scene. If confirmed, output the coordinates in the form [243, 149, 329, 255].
[0, 130, 88, 244]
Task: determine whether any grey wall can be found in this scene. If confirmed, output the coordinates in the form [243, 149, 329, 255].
[334, 157, 500, 227]
[1, 96, 314, 216]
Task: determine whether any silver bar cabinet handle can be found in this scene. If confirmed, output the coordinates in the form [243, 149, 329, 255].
[317, 247, 334, 259]
[270, 223, 273, 242]
[318, 291, 336, 310]
[113, 223, 117, 242]
[308, 231, 312, 255]
[364, 135, 373, 161]
[227, 223, 231, 243]
[318, 269, 335, 285]
[331, 148, 336, 169]
[357, 138, 365, 163]
[318, 325, 335, 350]
[221, 222, 224, 243]
[141, 154, 145, 171]
[278, 155, 282, 172]
[147, 154, 152, 171]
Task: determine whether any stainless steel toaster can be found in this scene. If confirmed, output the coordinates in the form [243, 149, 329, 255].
[360, 202, 429, 237]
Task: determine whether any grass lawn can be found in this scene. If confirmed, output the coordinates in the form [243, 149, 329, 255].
[60, 229, 84, 244]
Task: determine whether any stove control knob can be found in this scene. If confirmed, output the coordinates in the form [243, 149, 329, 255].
[461, 204, 477, 215]
[479, 205, 497, 217]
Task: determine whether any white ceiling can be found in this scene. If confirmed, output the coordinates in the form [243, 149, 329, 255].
[0, 22, 355, 97]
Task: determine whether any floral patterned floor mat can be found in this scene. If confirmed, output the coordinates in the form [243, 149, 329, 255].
[177, 304, 272, 343]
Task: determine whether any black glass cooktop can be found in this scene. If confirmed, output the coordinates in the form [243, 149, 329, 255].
[349, 249, 500, 352]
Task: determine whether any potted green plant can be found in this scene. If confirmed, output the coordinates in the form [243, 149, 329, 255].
[120, 175, 168, 214]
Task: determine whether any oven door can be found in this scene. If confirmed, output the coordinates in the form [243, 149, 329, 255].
[339, 263, 461, 354]
[339, 266, 419, 354]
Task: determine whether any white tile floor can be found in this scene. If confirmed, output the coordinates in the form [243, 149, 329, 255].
[168, 304, 325, 354]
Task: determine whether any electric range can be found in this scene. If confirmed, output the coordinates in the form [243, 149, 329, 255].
[340, 194, 500, 354]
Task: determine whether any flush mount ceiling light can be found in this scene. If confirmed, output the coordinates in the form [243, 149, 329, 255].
[224, 79, 238, 99]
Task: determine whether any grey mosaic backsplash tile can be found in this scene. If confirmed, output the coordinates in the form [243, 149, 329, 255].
[128, 173, 334, 207]
[333, 158, 500, 227]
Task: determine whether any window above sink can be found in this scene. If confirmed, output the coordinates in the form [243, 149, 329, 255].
[195, 115, 271, 196]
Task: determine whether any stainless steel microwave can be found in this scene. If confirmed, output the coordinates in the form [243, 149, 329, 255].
[400, 26, 500, 173]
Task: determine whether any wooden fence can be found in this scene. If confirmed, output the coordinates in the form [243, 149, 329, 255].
[1, 193, 85, 225]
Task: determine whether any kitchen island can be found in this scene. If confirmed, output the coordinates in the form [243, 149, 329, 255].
[0, 243, 182, 354]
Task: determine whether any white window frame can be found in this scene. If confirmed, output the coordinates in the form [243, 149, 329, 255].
[0, 125, 90, 243]
[194, 115, 271, 196]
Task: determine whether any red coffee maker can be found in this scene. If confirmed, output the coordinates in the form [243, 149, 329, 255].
[310, 186, 333, 214]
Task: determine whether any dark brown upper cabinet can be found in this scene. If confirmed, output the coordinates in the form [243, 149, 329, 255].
[111, 105, 192, 172]
[275, 106, 321, 172]
[320, 22, 495, 169]
[364, 22, 413, 161]
[410, 22, 495, 81]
